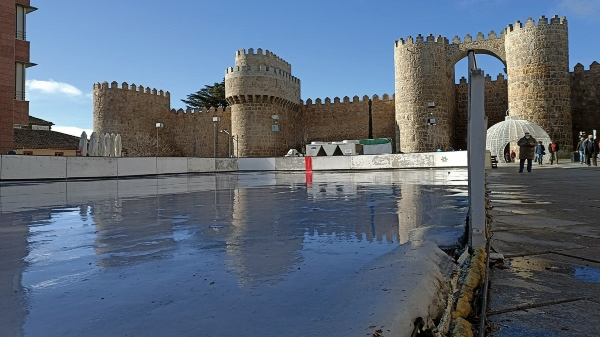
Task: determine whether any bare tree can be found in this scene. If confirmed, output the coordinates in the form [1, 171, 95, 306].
[123, 132, 180, 157]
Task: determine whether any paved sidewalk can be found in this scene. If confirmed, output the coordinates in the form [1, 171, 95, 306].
[486, 162, 600, 336]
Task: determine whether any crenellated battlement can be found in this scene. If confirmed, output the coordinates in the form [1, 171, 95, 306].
[225, 49, 301, 106]
[169, 106, 231, 115]
[235, 48, 292, 73]
[505, 15, 567, 34]
[572, 61, 600, 73]
[94, 81, 170, 98]
[395, 34, 448, 47]
[303, 93, 393, 106]
[225, 65, 300, 84]
[450, 30, 503, 45]
[457, 73, 506, 85]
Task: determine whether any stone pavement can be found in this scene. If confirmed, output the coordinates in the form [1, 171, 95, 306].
[486, 161, 600, 336]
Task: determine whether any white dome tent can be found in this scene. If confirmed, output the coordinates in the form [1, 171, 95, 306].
[486, 114, 551, 163]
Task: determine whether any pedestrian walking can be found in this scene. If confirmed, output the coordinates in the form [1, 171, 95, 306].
[584, 134, 599, 166]
[535, 141, 545, 165]
[510, 150, 516, 163]
[549, 140, 559, 164]
[576, 136, 586, 164]
[517, 132, 537, 173]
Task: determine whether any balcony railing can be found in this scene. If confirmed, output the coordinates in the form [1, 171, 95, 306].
[15, 90, 26, 101]
[16, 30, 26, 40]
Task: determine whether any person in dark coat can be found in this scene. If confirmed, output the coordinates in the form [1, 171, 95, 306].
[535, 141, 545, 165]
[548, 140, 560, 165]
[517, 132, 537, 173]
[576, 136, 586, 164]
[584, 134, 599, 166]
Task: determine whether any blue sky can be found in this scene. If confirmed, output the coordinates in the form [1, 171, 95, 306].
[26, 0, 600, 136]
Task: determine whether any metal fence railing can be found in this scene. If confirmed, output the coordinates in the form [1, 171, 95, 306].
[15, 90, 26, 101]
[15, 30, 26, 40]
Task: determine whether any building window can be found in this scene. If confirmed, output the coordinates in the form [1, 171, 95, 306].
[15, 62, 26, 100]
[23, 151, 33, 155]
[54, 152, 64, 156]
[15, 5, 36, 40]
[16, 5, 26, 40]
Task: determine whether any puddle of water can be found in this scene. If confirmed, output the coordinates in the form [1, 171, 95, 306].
[573, 266, 600, 283]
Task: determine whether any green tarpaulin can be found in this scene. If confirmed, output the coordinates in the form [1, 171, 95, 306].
[358, 138, 392, 145]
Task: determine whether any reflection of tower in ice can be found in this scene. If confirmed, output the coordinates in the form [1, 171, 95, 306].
[397, 184, 422, 244]
[0, 212, 29, 337]
[305, 171, 400, 243]
[225, 185, 304, 286]
[91, 195, 176, 268]
[394, 169, 468, 244]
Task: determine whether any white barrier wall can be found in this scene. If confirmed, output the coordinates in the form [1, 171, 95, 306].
[351, 155, 392, 169]
[157, 157, 188, 174]
[312, 156, 352, 170]
[239, 158, 276, 171]
[433, 151, 469, 167]
[67, 157, 118, 178]
[275, 157, 305, 171]
[215, 158, 237, 171]
[392, 153, 435, 168]
[0, 155, 67, 180]
[188, 158, 215, 172]
[0, 151, 468, 180]
[117, 157, 158, 176]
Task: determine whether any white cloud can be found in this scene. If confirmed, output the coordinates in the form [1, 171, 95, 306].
[52, 126, 93, 137]
[26, 79, 83, 97]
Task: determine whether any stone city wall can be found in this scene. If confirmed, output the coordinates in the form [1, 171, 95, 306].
[454, 74, 509, 150]
[570, 62, 600, 146]
[166, 106, 232, 158]
[93, 81, 231, 157]
[301, 94, 395, 145]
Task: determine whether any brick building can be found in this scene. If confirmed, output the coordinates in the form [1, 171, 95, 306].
[0, 0, 36, 153]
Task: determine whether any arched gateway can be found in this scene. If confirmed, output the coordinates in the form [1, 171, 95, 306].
[394, 15, 571, 154]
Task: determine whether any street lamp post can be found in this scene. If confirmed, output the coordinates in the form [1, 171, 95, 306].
[155, 123, 163, 156]
[272, 115, 279, 157]
[220, 129, 231, 157]
[233, 135, 239, 158]
[212, 117, 220, 157]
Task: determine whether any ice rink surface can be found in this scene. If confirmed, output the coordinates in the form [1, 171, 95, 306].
[0, 169, 468, 336]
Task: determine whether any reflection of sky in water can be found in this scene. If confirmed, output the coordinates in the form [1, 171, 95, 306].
[0, 170, 468, 336]
[573, 266, 600, 283]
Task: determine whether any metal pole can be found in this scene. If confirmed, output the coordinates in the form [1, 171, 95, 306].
[228, 135, 231, 157]
[213, 123, 216, 158]
[368, 99, 373, 139]
[156, 127, 159, 156]
[467, 50, 487, 248]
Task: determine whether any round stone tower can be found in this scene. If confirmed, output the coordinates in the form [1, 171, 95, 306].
[394, 34, 455, 152]
[504, 15, 572, 151]
[225, 48, 301, 157]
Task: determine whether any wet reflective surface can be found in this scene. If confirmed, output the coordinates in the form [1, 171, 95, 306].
[0, 170, 467, 336]
[487, 164, 600, 337]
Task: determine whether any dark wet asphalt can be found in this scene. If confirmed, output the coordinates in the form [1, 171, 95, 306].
[487, 163, 600, 337]
[0, 170, 468, 337]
